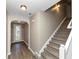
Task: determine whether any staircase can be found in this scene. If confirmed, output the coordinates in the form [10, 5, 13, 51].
[34, 18, 71, 59]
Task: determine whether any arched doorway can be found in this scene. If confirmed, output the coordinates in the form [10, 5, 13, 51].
[8, 21, 34, 59]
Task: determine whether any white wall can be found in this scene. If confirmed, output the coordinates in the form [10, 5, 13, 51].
[66, 0, 71, 18]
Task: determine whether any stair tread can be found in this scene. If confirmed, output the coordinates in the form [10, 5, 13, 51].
[51, 39, 66, 45]
[54, 34, 69, 38]
[56, 31, 70, 36]
[61, 19, 71, 26]
[59, 25, 68, 29]
[48, 42, 60, 50]
[53, 36, 68, 41]
[42, 50, 58, 59]
[45, 46, 59, 57]
[58, 19, 71, 31]
[58, 28, 70, 30]
[57, 29, 70, 33]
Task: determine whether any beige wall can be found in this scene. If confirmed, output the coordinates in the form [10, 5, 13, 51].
[66, 0, 72, 18]
[22, 23, 29, 44]
[30, 14, 40, 52]
[66, 5, 71, 18]
[30, 4, 66, 53]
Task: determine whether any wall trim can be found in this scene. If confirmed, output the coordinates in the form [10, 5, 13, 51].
[8, 52, 11, 56]
[23, 39, 35, 55]
[28, 21, 30, 48]
[35, 52, 41, 57]
[7, 51, 11, 59]
[39, 17, 66, 55]
[59, 44, 65, 59]
[23, 40, 28, 46]
[28, 47, 35, 55]
[65, 31, 72, 52]
[11, 40, 24, 44]
[67, 19, 72, 29]
[23, 40, 35, 55]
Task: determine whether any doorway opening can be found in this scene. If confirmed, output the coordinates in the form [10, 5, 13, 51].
[11, 21, 29, 44]
[9, 21, 34, 59]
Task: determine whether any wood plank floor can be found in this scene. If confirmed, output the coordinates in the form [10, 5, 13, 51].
[8, 42, 35, 59]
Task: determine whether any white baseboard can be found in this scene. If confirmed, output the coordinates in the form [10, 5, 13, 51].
[35, 52, 41, 57]
[23, 40, 35, 55]
[8, 52, 11, 56]
[67, 20, 72, 29]
[23, 40, 28, 46]
[39, 17, 66, 55]
[7, 51, 11, 59]
[11, 40, 24, 43]
[28, 47, 35, 55]
[23, 39, 35, 55]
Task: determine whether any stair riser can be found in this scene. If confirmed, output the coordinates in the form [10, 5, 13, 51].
[51, 39, 65, 45]
[47, 43, 59, 50]
[45, 47, 59, 58]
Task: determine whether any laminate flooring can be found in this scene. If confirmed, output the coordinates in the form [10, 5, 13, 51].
[8, 42, 35, 59]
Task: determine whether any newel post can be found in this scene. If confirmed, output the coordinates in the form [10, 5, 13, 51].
[59, 44, 66, 59]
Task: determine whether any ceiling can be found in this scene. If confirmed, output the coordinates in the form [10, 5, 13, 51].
[7, 0, 60, 18]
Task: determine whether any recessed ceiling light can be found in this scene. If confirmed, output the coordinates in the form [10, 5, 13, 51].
[20, 5, 27, 11]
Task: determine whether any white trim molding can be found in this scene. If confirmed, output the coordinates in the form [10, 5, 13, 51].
[28, 47, 35, 55]
[23, 40, 28, 46]
[67, 20, 72, 29]
[39, 17, 66, 56]
[7, 51, 11, 59]
[35, 52, 41, 57]
[65, 31, 72, 52]
[8, 52, 11, 56]
[23, 39, 35, 55]
[59, 44, 65, 59]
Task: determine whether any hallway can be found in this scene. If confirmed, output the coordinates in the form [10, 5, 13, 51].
[8, 42, 34, 59]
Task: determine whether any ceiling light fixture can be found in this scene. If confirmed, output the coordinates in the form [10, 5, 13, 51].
[53, 4, 60, 10]
[20, 5, 27, 11]
[51, 4, 60, 12]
